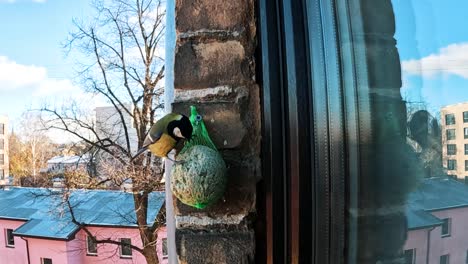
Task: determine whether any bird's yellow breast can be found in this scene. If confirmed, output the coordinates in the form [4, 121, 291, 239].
[148, 133, 178, 158]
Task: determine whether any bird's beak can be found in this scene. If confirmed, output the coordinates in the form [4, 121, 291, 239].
[131, 146, 149, 161]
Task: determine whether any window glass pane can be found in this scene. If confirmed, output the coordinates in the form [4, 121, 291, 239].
[5, 229, 14, 246]
[446, 114, 455, 125]
[162, 238, 168, 257]
[440, 254, 449, 264]
[87, 236, 97, 254]
[447, 129, 456, 140]
[447, 144, 456, 155]
[447, 160, 457, 170]
[0, 139, 3, 150]
[341, 0, 468, 263]
[120, 238, 132, 257]
[441, 218, 451, 236]
[0, 154, 3, 166]
[42, 258, 52, 264]
[0, 124, 3, 135]
[404, 249, 415, 264]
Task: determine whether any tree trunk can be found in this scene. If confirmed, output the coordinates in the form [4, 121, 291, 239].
[142, 245, 159, 264]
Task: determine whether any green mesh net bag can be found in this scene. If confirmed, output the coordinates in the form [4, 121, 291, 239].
[171, 106, 227, 209]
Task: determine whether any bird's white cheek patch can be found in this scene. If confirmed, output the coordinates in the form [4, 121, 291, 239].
[174, 127, 184, 138]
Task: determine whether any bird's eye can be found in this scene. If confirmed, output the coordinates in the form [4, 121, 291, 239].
[196, 115, 202, 121]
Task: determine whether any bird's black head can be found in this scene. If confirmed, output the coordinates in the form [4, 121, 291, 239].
[168, 114, 193, 141]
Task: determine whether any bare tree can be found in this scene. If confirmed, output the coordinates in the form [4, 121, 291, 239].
[40, 0, 166, 263]
[9, 112, 59, 186]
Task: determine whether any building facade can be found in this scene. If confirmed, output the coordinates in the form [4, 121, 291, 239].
[94, 106, 139, 154]
[441, 102, 468, 181]
[404, 178, 468, 264]
[0, 187, 167, 264]
[0, 115, 9, 184]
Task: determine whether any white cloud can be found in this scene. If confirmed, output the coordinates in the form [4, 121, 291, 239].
[402, 43, 468, 78]
[0, 56, 81, 98]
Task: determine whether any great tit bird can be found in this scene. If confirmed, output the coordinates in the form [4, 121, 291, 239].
[132, 113, 193, 161]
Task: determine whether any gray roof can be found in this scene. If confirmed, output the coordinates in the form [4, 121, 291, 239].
[0, 187, 165, 240]
[406, 177, 468, 230]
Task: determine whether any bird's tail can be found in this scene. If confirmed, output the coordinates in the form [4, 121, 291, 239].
[131, 146, 149, 161]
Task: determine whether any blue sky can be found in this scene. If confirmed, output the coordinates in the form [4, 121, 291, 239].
[0, 0, 468, 136]
[393, 0, 468, 116]
[0, 0, 92, 125]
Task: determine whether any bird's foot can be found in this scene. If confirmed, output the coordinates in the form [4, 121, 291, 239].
[166, 156, 185, 165]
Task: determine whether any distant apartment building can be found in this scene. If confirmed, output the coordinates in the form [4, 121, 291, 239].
[0, 115, 9, 184]
[95, 105, 138, 154]
[441, 102, 468, 181]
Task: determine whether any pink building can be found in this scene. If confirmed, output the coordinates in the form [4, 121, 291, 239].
[0, 187, 167, 264]
[404, 178, 468, 264]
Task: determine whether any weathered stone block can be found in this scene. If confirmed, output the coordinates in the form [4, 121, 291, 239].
[176, 0, 253, 32]
[175, 40, 252, 89]
[172, 101, 247, 149]
[176, 229, 255, 264]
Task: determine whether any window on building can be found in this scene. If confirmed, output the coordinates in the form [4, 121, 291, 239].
[465, 128, 468, 139]
[441, 218, 451, 237]
[0, 170, 4, 180]
[465, 144, 468, 155]
[447, 144, 457, 155]
[464, 112, 468, 123]
[41, 258, 52, 264]
[0, 138, 3, 150]
[404, 249, 416, 264]
[5, 229, 14, 247]
[446, 114, 456, 125]
[447, 160, 457, 171]
[120, 238, 132, 258]
[0, 154, 3, 166]
[86, 236, 97, 255]
[162, 238, 168, 259]
[0, 124, 3, 135]
[466, 161, 468, 172]
[440, 254, 450, 264]
[447, 129, 456, 140]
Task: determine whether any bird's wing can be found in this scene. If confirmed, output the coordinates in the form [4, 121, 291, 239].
[142, 130, 163, 148]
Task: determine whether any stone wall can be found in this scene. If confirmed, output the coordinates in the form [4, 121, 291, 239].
[172, 1, 259, 263]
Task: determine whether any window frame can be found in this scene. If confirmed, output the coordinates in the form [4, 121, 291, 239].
[5, 229, 14, 248]
[440, 254, 450, 264]
[447, 129, 456, 140]
[162, 238, 168, 259]
[404, 248, 416, 264]
[447, 144, 457, 155]
[446, 114, 456, 125]
[441, 218, 451, 237]
[448, 160, 457, 171]
[86, 235, 98, 256]
[119, 238, 132, 258]
[41, 258, 52, 264]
